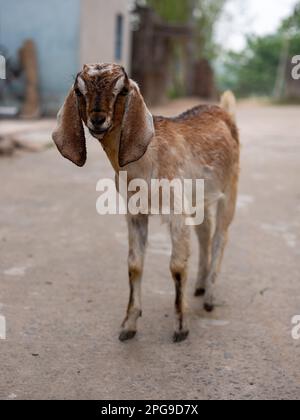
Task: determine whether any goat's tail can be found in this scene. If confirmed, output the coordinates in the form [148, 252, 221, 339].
[220, 91, 236, 122]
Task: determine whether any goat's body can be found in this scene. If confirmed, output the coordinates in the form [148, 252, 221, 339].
[114, 104, 240, 340]
[120, 104, 239, 183]
[117, 104, 239, 235]
[153, 104, 239, 186]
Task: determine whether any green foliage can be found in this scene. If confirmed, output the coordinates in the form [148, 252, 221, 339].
[140, 0, 226, 59]
[218, 1, 300, 97]
[194, 0, 226, 60]
[144, 0, 190, 23]
[281, 2, 300, 32]
[219, 35, 282, 96]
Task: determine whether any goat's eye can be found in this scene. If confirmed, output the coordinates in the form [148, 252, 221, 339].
[74, 88, 83, 97]
[120, 87, 129, 96]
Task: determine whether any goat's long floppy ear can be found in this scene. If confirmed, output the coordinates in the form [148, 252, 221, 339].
[52, 88, 86, 167]
[119, 82, 155, 167]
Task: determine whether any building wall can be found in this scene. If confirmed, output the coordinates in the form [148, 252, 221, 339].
[0, 0, 132, 113]
[80, 0, 131, 73]
[0, 0, 81, 113]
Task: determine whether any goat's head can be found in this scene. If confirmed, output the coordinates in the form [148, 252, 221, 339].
[52, 63, 155, 168]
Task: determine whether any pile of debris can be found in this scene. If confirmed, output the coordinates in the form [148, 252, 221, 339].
[0, 39, 52, 157]
[0, 39, 40, 119]
[0, 135, 15, 156]
[0, 120, 54, 157]
[0, 134, 42, 156]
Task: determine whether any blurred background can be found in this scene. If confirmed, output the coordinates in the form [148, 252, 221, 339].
[1, 0, 300, 400]
[0, 0, 299, 119]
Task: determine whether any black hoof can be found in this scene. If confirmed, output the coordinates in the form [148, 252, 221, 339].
[204, 303, 214, 312]
[173, 330, 189, 343]
[119, 330, 137, 342]
[195, 288, 205, 297]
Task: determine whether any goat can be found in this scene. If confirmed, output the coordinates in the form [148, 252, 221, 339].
[52, 63, 240, 343]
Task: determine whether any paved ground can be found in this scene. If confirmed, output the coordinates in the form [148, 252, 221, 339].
[0, 100, 299, 400]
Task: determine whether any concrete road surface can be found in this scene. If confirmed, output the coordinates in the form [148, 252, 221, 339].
[0, 101, 299, 400]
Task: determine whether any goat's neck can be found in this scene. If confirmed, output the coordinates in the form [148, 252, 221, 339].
[100, 128, 121, 173]
[100, 127, 153, 183]
[99, 94, 127, 173]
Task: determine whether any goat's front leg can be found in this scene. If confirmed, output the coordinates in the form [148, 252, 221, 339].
[119, 214, 148, 342]
[169, 216, 190, 343]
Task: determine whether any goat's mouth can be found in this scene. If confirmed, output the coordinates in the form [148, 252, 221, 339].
[89, 128, 108, 136]
[89, 127, 111, 140]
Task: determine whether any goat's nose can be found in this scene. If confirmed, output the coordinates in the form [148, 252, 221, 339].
[91, 115, 106, 127]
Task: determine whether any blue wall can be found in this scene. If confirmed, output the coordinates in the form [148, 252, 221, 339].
[0, 0, 81, 113]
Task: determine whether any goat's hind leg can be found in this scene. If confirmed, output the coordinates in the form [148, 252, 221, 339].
[169, 216, 190, 343]
[119, 214, 148, 342]
[203, 200, 229, 312]
[203, 185, 237, 312]
[194, 217, 212, 297]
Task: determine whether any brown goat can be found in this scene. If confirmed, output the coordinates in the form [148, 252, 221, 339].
[52, 63, 240, 343]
